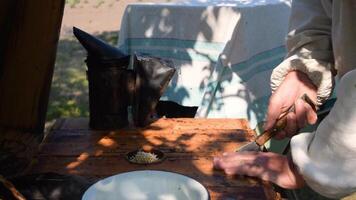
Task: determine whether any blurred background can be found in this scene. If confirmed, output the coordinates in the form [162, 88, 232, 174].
[47, 0, 174, 122]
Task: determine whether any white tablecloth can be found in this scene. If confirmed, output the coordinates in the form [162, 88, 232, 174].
[118, 0, 291, 127]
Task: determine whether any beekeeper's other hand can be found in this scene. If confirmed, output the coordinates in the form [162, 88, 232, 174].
[213, 151, 305, 189]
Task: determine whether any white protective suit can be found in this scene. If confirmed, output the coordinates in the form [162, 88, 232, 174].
[270, 0, 356, 198]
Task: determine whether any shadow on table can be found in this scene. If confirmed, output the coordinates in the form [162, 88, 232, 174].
[27, 118, 273, 199]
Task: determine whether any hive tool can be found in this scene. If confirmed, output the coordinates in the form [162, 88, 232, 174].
[237, 94, 317, 152]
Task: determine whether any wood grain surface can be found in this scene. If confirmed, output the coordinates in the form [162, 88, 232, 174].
[31, 118, 281, 200]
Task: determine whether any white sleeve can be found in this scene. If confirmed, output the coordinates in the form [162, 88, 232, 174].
[271, 0, 334, 106]
[291, 69, 356, 199]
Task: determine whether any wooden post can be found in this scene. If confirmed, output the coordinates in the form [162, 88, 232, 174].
[0, 0, 65, 177]
[0, 1, 17, 73]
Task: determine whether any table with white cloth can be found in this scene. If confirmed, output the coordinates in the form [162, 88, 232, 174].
[118, 0, 291, 128]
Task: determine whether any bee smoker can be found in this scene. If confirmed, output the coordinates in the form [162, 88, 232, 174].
[73, 27, 175, 129]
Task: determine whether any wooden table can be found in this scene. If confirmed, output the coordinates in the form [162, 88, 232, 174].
[30, 118, 281, 200]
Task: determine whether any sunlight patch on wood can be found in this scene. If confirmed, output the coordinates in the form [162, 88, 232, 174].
[192, 158, 213, 176]
[94, 149, 104, 156]
[66, 152, 89, 169]
[97, 136, 118, 148]
[145, 137, 164, 146]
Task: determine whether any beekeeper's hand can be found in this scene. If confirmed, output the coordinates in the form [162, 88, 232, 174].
[264, 71, 318, 139]
[213, 151, 305, 189]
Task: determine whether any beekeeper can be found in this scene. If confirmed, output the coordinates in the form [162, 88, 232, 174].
[213, 0, 356, 198]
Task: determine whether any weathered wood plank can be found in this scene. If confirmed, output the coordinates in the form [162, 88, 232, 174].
[31, 156, 270, 199]
[31, 118, 281, 199]
[40, 118, 255, 157]
[31, 156, 259, 186]
[38, 140, 250, 157]
[53, 118, 251, 131]
[208, 186, 268, 200]
[39, 130, 253, 156]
